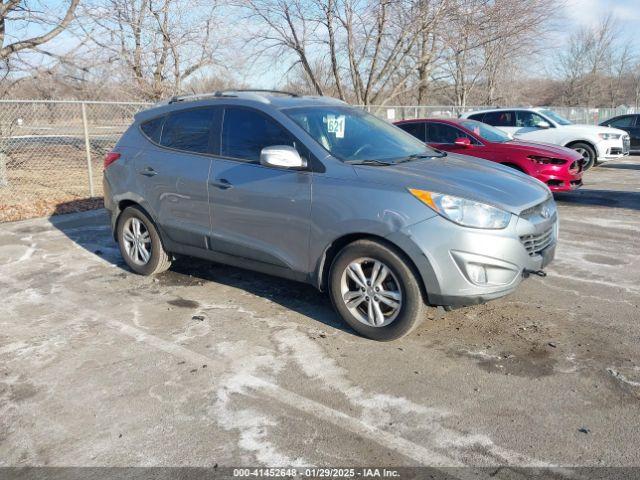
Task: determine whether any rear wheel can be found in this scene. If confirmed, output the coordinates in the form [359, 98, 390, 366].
[117, 206, 171, 275]
[569, 142, 596, 171]
[328, 240, 425, 341]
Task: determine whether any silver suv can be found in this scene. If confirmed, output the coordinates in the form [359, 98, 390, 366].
[104, 90, 557, 340]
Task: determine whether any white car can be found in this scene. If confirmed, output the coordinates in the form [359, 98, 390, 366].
[461, 108, 630, 170]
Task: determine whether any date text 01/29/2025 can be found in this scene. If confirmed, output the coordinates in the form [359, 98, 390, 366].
[232, 468, 401, 478]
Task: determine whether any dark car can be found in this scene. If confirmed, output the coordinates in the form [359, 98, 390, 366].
[395, 118, 583, 192]
[599, 114, 639, 153]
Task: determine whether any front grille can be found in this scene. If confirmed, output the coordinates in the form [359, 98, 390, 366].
[520, 227, 554, 256]
[519, 197, 555, 221]
[569, 160, 583, 173]
[623, 135, 630, 154]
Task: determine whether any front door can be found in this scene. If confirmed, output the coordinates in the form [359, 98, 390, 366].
[209, 106, 312, 274]
[426, 122, 484, 155]
[608, 115, 640, 151]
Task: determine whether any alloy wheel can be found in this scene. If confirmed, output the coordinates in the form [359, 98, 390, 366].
[122, 217, 152, 265]
[573, 146, 593, 169]
[339, 257, 402, 327]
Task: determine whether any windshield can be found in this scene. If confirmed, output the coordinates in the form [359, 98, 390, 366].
[283, 106, 437, 163]
[539, 109, 572, 126]
[459, 120, 512, 143]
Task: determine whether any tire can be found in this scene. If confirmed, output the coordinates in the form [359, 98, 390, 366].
[328, 239, 425, 341]
[116, 205, 171, 275]
[569, 142, 596, 171]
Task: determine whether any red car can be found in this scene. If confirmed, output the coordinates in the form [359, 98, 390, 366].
[395, 118, 584, 192]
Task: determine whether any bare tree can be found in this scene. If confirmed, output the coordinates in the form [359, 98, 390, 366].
[0, 0, 80, 187]
[412, 0, 447, 105]
[556, 15, 625, 107]
[82, 0, 222, 100]
[441, 0, 558, 107]
[0, 0, 80, 65]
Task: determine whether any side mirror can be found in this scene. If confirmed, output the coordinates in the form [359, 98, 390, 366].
[454, 137, 471, 147]
[260, 145, 307, 170]
[537, 121, 551, 129]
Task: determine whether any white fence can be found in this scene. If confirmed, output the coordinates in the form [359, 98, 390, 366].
[0, 99, 636, 222]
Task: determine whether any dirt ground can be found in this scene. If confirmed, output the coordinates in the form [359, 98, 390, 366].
[0, 141, 108, 222]
[0, 157, 639, 476]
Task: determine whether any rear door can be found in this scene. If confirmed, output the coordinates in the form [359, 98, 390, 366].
[633, 116, 640, 150]
[209, 106, 312, 275]
[135, 106, 219, 248]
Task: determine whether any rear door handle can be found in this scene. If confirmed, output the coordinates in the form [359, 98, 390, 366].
[210, 178, 233, 190]
[139, 166, 157, 177]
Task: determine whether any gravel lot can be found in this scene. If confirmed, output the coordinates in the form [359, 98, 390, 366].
[1, 157, 639, 473]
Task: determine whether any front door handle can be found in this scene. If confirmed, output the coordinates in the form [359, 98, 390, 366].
[210, 178, 233, 190]
[139, 166, 157, 177]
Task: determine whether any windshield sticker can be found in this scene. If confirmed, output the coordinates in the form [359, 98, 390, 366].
[327, 114, 345, 138]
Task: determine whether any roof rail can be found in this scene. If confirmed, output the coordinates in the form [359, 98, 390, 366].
[167, 88, 300, 104]
[230, 89, 300, 97]
[166, 89, 302, 105]
[167, 91, 238, 104]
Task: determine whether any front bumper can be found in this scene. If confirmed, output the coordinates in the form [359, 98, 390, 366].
[387, 209, 557, 308]
[533, 162, 583, 192]
[596, 136, 630, 160]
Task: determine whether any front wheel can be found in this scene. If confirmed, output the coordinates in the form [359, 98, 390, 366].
[328, 239, 425, 341]
[570, 142, 596, 171]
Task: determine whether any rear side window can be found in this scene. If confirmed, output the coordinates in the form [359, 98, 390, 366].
[467, 113, 485, 122]
[221, 107, 295, 162]
[160, 108, 214, 154]
[397, 122, 426, 142]
[140, 116, 164, 143]
[482, 111, 515, 127]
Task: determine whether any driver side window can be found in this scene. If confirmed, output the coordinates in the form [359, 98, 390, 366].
[516, 111, 549, 128]
[221, 107, 296, 162]
[426, 123, 477, 144]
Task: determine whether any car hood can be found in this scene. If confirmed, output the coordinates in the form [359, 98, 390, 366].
[503, 140, 583, 160]
[352, 153, 551, 214]
[556, 124, 627, 136]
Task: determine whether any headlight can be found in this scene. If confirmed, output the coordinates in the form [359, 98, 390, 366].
[528, 155, 567, 165]
[598, 133, 621, 140]
[409, 189, 511, 229]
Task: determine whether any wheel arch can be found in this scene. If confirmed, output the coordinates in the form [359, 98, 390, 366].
[315, 232, 429, 304]
[564, 139, 597, 152]
[113, 199, 165, 249]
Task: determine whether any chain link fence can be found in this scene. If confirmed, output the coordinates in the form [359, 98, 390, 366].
[0, 100, 149, 222]
[0, 99, 636, 222]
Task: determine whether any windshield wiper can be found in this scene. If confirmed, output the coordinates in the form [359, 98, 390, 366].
[396, 152, 447, 163]
[345, 159, 394, 166]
